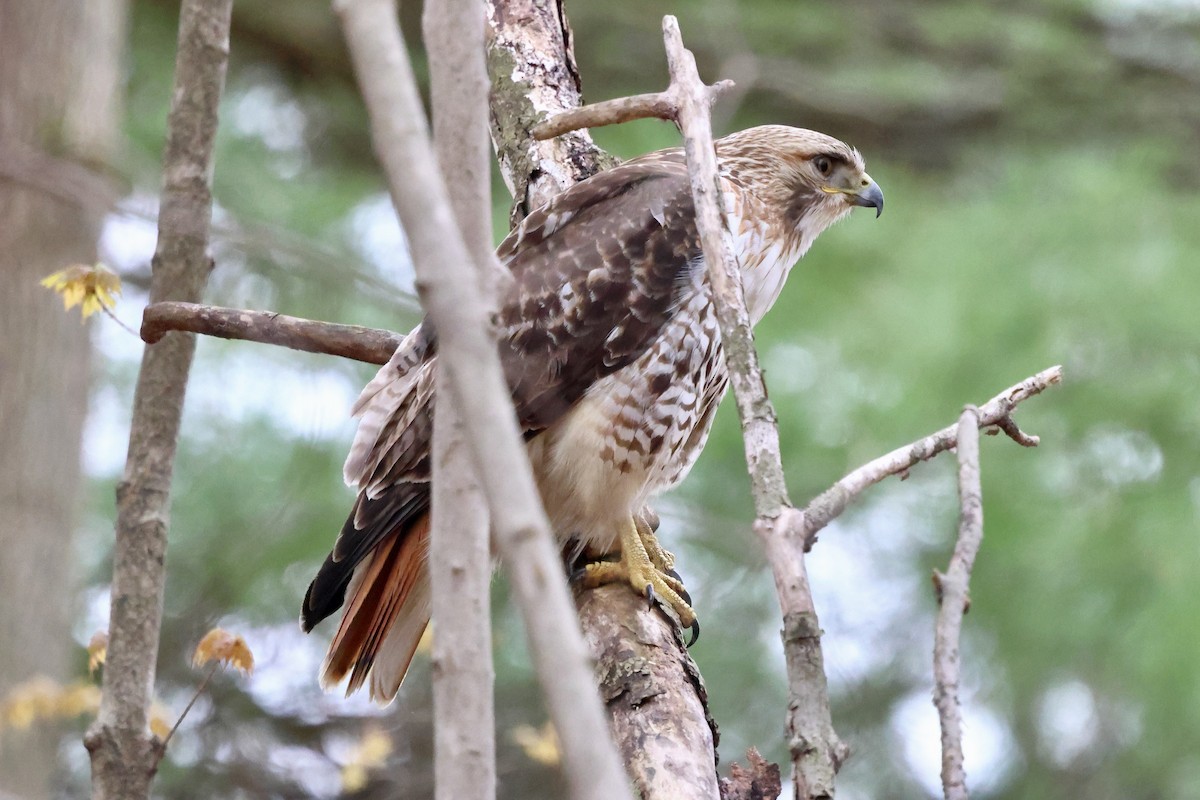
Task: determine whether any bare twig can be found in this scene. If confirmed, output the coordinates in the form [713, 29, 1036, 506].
[661, 15, 845, 798]
[84, 1, 232, 797]
[932, 407, 985, 800]
[423, 0, 497, 796]
[802, 365, 1063, 546]
[531, 80, 734, 140]
[334, 2, 632, 799]
[155, 663, 218, 755]
[141, 301, 403, 364]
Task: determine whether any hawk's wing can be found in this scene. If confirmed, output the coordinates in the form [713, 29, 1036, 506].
[302, 150, 704, 631]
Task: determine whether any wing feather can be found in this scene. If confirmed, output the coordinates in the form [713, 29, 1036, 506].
[304, 150, 704, 644]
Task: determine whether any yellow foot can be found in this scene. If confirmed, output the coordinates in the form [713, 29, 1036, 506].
[577, 518, 699, 646]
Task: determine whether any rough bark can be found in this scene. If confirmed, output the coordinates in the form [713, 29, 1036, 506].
[485, 4, 723, 795]
[333, 2, 632, 798]
[484, 0, 615, 223]
[84, 1, 232, 797]
[0, 1, 124, 796]
[141, 301, 403, 363]
[579, 586, 721, 799]
[423, 0, 498, 797]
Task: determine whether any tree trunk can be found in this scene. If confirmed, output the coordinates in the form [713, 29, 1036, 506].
[0, 1, 124, 797]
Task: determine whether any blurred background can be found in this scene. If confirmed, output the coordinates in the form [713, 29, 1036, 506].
[2, 0, 1199, 798]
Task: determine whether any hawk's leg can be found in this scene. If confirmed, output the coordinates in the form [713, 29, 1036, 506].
[577, 518, 699, 644]
[634, 512, 675, 573]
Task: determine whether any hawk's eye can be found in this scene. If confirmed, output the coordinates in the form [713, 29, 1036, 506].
[813, 155, 833, 177]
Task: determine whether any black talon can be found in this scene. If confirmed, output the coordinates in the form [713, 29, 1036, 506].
[686, 618, 700, 648]
[568, 566, 588, 585]
[666, 568, 692, 606]
[644, 583, 656, 610]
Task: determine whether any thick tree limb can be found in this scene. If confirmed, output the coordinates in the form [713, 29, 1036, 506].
[486, 3, 723, 795]
[84, 1, 232, 798]
[578, 581, 721, 800]
[141, 301, 403, 364]
[932, 408, 984, 800]
[423, 0, 498, 797]
[661, 16, 844, 798]
[484, 0, 616, 223]
[333, 2, 632, 799]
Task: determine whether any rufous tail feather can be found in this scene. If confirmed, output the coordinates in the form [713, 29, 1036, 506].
[320, 513, 431, 702]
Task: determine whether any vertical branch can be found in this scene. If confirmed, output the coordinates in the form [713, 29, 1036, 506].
[84, 1, 232, 798]
[333, 2, 632, 799]
[660, 15, 845, 799]
[932, 406, 984, 800]
[422, 0, 498, 797]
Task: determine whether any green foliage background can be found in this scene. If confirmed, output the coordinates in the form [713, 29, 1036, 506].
[62, 0, 1200, 797]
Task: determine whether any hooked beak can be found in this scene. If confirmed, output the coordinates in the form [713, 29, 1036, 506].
[850, 177, 884, 218]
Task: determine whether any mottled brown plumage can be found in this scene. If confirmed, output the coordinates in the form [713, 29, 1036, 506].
[302, 125, 883, 701]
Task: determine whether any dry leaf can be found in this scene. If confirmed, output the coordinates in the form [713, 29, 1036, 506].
[40, 263, 121, 320]
[149, 700, 172, 740]
[340, 726, 392, 792]
[0, 678, 101, 732]
[0, 676, 60, 731]
[87, 630, 108, 675]
[511, 721, 560, 766]
[191, 628, 255, 675]
[56, 683, 101, 719]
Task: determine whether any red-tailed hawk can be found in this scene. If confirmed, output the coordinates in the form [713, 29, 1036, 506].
[302, 125, 883, 701]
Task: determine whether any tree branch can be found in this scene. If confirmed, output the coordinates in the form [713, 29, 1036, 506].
[333, 2, 632, 799]
[484, 0, 616, 222]
[660, 16, 844, 798]
[141, 301, 403, 364]
[486, 4, 723, 795]
[932, 407, 984, 800]
[802, 365, 1063, 546]
[423, 0, 498, 796]
[531, 80, 734, 140]
[85, 0, 232, 797]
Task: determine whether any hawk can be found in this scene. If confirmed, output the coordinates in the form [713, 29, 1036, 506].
[301, 125, 883, 701]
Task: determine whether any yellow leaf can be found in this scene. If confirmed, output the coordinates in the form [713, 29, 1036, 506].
[340, 726, 392, 792]
[40, 263, 121, 320]
[341, 764, 368, 793]
[56, 683, 101, 719]
[0, 676, 60, 731]
[511, 721, 560, 766]
[87, 630, 108, 675]
[149, 700, 172, 740]
[191, 628, 255, 675]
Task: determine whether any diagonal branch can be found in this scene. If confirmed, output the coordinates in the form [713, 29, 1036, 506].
[661, 15, 845, 798]
[802, 365, 1063, 546]
[84, 1, 233, 798]
[333, 2, 632, 799]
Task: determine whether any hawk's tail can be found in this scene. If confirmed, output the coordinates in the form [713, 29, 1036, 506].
[318, 512, 431, 702]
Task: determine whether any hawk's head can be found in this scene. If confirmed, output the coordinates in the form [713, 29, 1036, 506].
[713, 125, 882, 320]
[719, 124, 883, 224]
